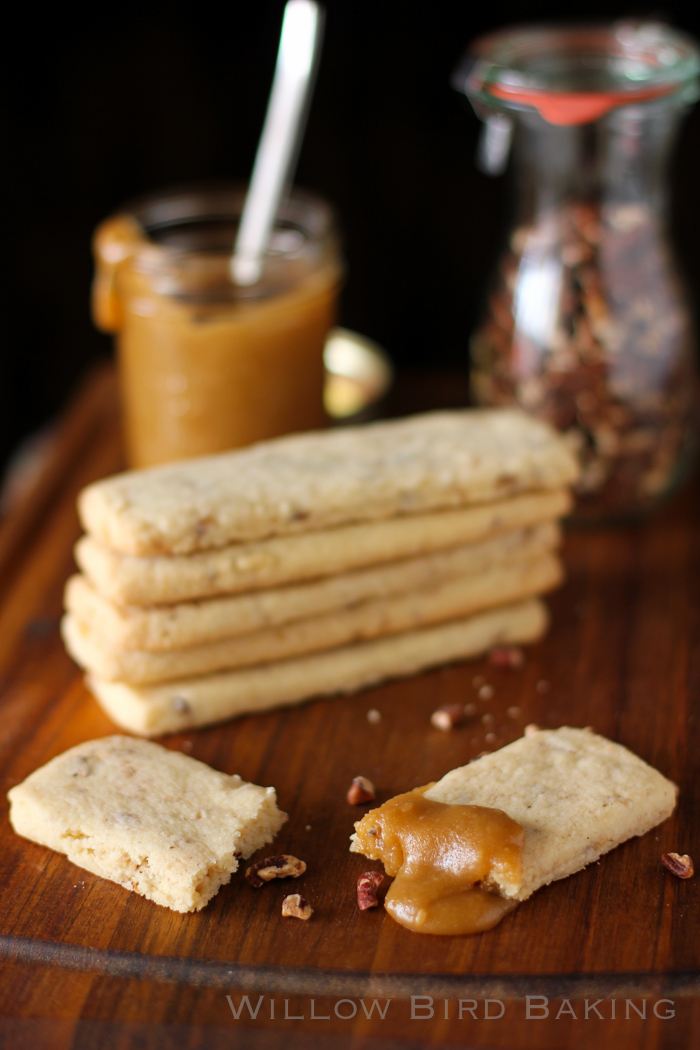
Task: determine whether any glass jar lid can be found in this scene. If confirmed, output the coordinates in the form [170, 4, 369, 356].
[455, 22, 700, 125]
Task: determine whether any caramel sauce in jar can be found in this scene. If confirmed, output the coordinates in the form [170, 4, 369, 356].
[92, 187, 342, 468]
[353, 789, 524, 935]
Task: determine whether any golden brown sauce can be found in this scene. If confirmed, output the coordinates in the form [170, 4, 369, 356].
[353, 789, 524, 935]
[92, 216, 340, 468]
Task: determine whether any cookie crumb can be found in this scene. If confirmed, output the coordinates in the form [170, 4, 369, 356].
[431, 704, 465, 731]
[488, 646, 525, 669]
[506, 706, 521, 719]
[478, 684, 494, 701]
[536, 679, 551, 694]
[464, 702, 478, 717]
[366, 709, 381, 724]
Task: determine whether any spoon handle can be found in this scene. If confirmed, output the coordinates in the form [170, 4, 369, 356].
[232, 0, 324, 286]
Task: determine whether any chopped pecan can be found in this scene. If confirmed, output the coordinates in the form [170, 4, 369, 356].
[281, 893, 313, 920]
[488, 645, 525, 669]
[245, 854, 306, 888]
[357, 871, 384, 910]
[347, 776, 376, 805]
[662, 853, 694, 879]
[430, 704, 465, 731]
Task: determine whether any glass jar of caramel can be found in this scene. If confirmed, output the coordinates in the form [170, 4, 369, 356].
[455, 23, 700, 520]
[93, 185, 342, 468]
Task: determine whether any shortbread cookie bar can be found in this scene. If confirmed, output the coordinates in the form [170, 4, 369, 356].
[351, 727, 677, 901]
[67, 523, 560, 650]
[8, 736, 286, 912]
[75, 491, 570, 606]
[63, 554, 562, 684]
[86, 599, 549, 735]
[78, 409, 578, 556]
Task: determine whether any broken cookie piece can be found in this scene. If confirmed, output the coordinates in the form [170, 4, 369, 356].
[351, 726, 676, 935]
[8, 735, 287, 912]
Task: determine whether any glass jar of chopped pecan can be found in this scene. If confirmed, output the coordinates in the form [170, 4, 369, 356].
[455, 23, 700, 520]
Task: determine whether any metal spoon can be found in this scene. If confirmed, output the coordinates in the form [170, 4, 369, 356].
[231, 0, 324, 286]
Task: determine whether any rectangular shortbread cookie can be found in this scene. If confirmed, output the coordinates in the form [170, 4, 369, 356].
[66, 523, 560, 651]
[75, 491, 570, 606]
[63, 554, 562, 684]
[352, 727, 676, 901]
[86, 599, 548, 736]
[8, 736, 286, 912]
[78, 409, 578, 556]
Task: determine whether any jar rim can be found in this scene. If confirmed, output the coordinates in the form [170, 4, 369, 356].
[93, 182, 340, 303]
[124, 182, 334, 245]
[456, 22, 700, 124]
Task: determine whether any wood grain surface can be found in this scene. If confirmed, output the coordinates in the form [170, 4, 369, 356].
[0, 364, 698, 1050]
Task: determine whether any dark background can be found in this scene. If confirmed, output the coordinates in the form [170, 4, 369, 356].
[1, 0, 699, 474]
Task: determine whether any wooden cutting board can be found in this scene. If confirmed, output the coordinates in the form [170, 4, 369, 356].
[0, 365, 698, 1050]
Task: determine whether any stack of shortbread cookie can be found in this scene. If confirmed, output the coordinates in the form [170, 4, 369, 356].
[62, 409, 578, 736]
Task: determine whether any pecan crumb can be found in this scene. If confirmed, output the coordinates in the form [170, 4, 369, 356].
[347, 776, 376, 805]
[430, 704, 465, 731]
[662, 853, 694, 879]
[488, 645, 525, 669]
[245, 854, 307, 888]
[282, 893, 313, 920]
[357, 871, 384, 911]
